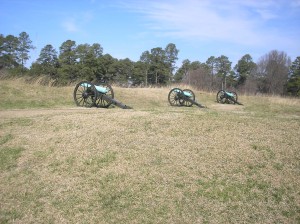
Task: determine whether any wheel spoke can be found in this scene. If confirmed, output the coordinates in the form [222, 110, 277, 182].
[94, 84, 114, 108]
[74, 81, 97, 107]
[77, 97, 84, 105]
[168, 88, 184, 106]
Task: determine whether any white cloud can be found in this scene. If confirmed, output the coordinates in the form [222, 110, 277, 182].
[255, 9, 278, 20]
[61, 11, 93, 34]
[116, 0, 300, 63]
[62, 19, 79, 32]
[120, 0, 294, 47]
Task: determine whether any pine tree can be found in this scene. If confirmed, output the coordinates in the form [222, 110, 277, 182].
[36, 44, 58, 78]
[287, 57, 300, 96]
[17, 32, 35, 70]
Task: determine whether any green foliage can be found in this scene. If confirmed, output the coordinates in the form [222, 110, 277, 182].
[96, 53, 118, 81]
[0, 32, 34, 73]
[148, 47, 169, 84]
[0, 34, 19, 68]
[215, 55, 232, 80]
[234, 54, 257, 86]
[176, 56, 233, 90]
[38, 45, 58, 70]
[131, 61, 148, 85]
[165, 43, 179, 76]
[287, 56, 300, 96]
[113, 58, 134, 84]
[76, 43, 103, 81]
[58, 40, 78, 82]
[30, 44, 59, 78]
[174, 59, 190, 82]
[226, 70, 238, 88]
[0, 31, 298, 96]
[17, 32, 35, 69]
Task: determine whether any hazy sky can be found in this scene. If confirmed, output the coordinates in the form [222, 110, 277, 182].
[1, 0, 300, 67]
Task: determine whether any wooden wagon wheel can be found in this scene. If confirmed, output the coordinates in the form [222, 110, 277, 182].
[182, 89, 195, 107]
[229, 91, 238, 104]
[94, 83, 114, 108]
[168, 88, 184, 106]
[73, 81, 97, 107]
[216, 90, 226, 104]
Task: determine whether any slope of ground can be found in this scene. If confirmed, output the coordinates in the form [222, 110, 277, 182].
[0, 79, 299, 223]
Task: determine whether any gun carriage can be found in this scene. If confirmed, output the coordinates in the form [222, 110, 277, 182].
[73, 81, 132, 109]
[216, 90, 242, 105]
[168, 88, 205, 108]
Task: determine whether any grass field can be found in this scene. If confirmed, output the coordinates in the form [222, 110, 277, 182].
[0, 79, 299, 223]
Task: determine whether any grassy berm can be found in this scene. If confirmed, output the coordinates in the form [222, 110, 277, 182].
[0, 79, 300, 223]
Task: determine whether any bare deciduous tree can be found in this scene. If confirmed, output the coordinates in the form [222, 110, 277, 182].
[255, 50, 291, 95]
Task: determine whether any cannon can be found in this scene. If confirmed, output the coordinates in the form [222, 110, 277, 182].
[168, 88, 205, 108]
[73, 81, 132, 109]
[216, 90, 243, 105]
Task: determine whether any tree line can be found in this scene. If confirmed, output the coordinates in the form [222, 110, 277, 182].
[1, 32, 299, 96]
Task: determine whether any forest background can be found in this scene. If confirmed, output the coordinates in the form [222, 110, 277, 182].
[0, 31, 299, 96]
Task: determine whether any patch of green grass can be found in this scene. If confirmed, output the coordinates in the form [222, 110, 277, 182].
[33, 148, 53, 159]
[84, 151, 117, 168]
[273, 162, 284, 170]
[0, 209, 23, 224]
[282, 209, 297, 218]
[272, 187, 286, 203]
[244, 96, 300, 117]
[0, 134, 13, 145]
[251, 144, 276, 159]
[48, 160, 64, 173]
[0, 80, 73, 109]
[98, 189, 133, 211]
[247, 163, 266, 174]
[0, 147, 24, 171]
[92, 173, 143, 223]
[0, 99, 50, 109]
[66, 155, 76, 166]
[0, 118, 33, 129]
[196, 177, 270, 202]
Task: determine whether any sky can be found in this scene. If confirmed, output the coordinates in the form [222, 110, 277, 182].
[1, 0, 300, 68]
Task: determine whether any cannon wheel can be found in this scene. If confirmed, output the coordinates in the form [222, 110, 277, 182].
[168, 88, 184, 106]
[216, 90, 226, 104]
[230, 91, 238, 104]
[95, 83, 114, 108]
[73, 81, 97, 107]
[182, 89, 195, 107]
[225, 91, 238, 104]
[217, 90, 238, 104]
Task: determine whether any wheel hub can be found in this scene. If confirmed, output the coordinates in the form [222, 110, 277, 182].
[82, 91, 89, 99]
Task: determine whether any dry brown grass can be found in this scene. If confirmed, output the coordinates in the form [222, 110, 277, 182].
[0, 79, 299, 223]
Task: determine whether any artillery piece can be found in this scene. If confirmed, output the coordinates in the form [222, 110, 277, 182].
[168, 88, 205, 108]
[216, 90, 243, 105]
[73, 81, 132, 109]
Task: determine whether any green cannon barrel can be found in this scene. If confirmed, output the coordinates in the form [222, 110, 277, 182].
[80, 83, 108, 94]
